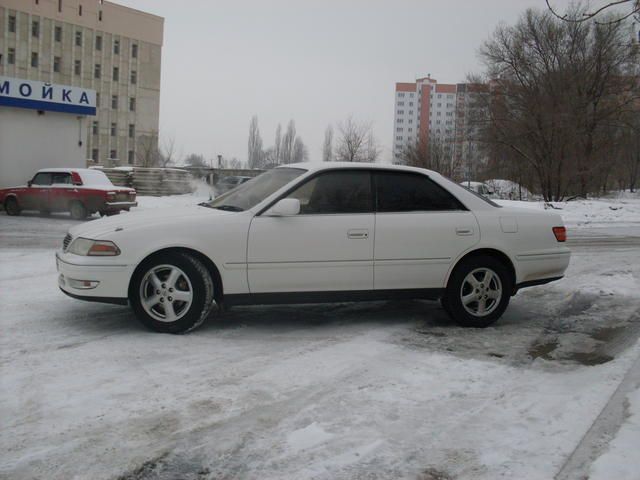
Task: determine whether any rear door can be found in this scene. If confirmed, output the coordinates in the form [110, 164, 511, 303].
[373, 171, 479, 290]
[247, 170, 375, 293]
[49, 172, 73, 211]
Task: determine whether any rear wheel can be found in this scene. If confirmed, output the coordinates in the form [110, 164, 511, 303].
[130, 252, 215, 333]
[442, 256, 512, 328]
[4, 197, 20, 216]
[69, 201, 87, 220]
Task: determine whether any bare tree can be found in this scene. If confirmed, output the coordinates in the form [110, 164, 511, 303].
[136, 131, 160, 167]
[185, 153, 207, 168]
[322, 125, 333, 162]
[292, 137, 309, 163]
[469, 7, 639, 201]
[159, 135, 180, 167]
[400, 135, 460, 178]
[281, 120, 296, 164]
[546, 0, 639, 24]
[274, 124, 282, 165]
[247, 115, 263, 169]
[335, 116, 380, 162]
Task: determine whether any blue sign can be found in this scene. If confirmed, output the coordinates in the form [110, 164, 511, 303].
[0, 76, 97, 115]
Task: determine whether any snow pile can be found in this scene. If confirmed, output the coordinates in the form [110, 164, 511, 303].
[496, 194, 640, 229]
[135, 180, 214, 210]
[485, 179, 535, 200]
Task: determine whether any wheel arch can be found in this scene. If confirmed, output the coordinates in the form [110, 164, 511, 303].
[446, 248, 516, 291]
[128, 247, 224, 303]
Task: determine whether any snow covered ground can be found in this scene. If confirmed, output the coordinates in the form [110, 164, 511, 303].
[1, 192, 640, 480]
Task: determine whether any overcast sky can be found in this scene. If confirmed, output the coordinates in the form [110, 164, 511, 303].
[115, 0, 577, 164]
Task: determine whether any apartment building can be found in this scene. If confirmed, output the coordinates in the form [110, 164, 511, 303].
[0, 0, 163, 166]
[392, 76, 458, 162]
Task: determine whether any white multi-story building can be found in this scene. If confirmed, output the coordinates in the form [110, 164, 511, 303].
[392, 76, 458, 163]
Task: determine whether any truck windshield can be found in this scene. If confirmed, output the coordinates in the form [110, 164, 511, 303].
[204, 168, 306, 212]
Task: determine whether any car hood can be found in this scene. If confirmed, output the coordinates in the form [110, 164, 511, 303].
[68, 205, 231, 239]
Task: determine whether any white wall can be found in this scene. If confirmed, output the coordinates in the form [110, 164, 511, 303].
[0, 107, 87, 188]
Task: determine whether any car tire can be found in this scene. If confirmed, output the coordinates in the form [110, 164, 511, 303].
[130, 252, 215, 334]
[442, 255, 512, 328]
[69, 201, 87, 220]
[4, 197, 21, 216]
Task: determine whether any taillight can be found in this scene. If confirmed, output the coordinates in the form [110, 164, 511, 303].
[553, 226, 567, 242]
[106, 191, 116, 201]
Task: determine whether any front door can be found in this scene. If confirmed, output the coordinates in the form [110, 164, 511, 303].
[247, 170, 375, 294]
[373, 171, 480, 290]
[22, 172, 52, 211]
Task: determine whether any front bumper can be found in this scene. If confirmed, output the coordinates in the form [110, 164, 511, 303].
[56, 252, 132, 304]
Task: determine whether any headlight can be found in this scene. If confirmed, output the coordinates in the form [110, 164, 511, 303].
[68, 238, 120, 256]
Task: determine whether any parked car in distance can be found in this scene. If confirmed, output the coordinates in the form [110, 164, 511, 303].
[216, 175, 252, 193]
[1, 168, 137, 220]
[460, 181, 497, 198]
[57, 162, 570, 333]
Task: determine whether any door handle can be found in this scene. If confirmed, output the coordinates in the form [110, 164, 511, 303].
[347, 229, 369, 239]
[456, 227, 474, 236]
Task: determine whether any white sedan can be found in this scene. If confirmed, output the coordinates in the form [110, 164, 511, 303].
[56, 163, 570, 333]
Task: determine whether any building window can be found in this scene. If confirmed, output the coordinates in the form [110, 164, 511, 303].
[131, 43, 138, 58]
[398, 92, 405, 97]
[92, 149, 99, 161]
[410, 93, 414, 97]
[397, 110, 404, 115]
[130, 70, 137, 84]
[31, 52, 39, 68]
[128, 150, 134, 164]
[32, 20, 40, 38]
[113, 39, 120, 55]
[75, 31, 82, 46]
[74, 60, 81, 75]
[98, 10, 103, 21]
[397, 101, 404, 106]
[129, 97, 136, 112]
[110, 150, 116, 159]
[408, 119, 413, 124]
[8, 48, 15, 65]
[397, 118, 403, 124]
[438, 94, 442, 98]
[111, 123, 117, 136]
[96, 92, 100, 107]
[111, 95, 118, 109]
[112, 66, 119, 81]
[78, 5, 83, 16]
[8, 16, 16, 33]
[395, 136, 403, 141]
[408, 110, 413, 115]
[92, 121, 98, 135]
[128, 124, 135, 138]
[95, 35, 102, 50]
[94, 63, 101, 79]
[396, 127, 403, 132]
[53, 56, 61, 73]
[58, 0, 62, 12]
[54, 25, 62, 42]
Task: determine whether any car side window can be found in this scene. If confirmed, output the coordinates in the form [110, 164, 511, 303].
[51, 173, 72, 185]
[286, 171, 372, 214]
[375, 172, 464, 212]
[31, 172, 53, 186]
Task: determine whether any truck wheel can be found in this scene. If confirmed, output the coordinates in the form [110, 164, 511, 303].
[130, 252, 215, 334]
[4, 197, 21, 216]
[441, 255, 512, 328]
[69, 201, 87, 220]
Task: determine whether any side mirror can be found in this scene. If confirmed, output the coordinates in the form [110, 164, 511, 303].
[27, 180, 33, 187]
[265, 198, 300, 217]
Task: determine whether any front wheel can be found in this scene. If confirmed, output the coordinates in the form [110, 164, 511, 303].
[441, 256, 512, 328]
[130, 253, 215, 333]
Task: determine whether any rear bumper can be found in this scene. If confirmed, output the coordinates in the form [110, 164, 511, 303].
[56, 252, 131, 302]
[103, 201, 137, 211]
[513, 276, 563, 295]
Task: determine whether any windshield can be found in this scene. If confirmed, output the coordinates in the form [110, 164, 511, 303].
[205, 168, 306, 211]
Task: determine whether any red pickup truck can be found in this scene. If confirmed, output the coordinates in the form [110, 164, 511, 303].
[0, 168, 137, 220]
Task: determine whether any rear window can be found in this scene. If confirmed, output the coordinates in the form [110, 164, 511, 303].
[375, 171, 465, 212]
[79, 170, 114, 186]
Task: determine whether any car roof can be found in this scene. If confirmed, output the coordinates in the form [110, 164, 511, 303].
[277, 161, 441, 177]
[36, 168, 102, 174]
